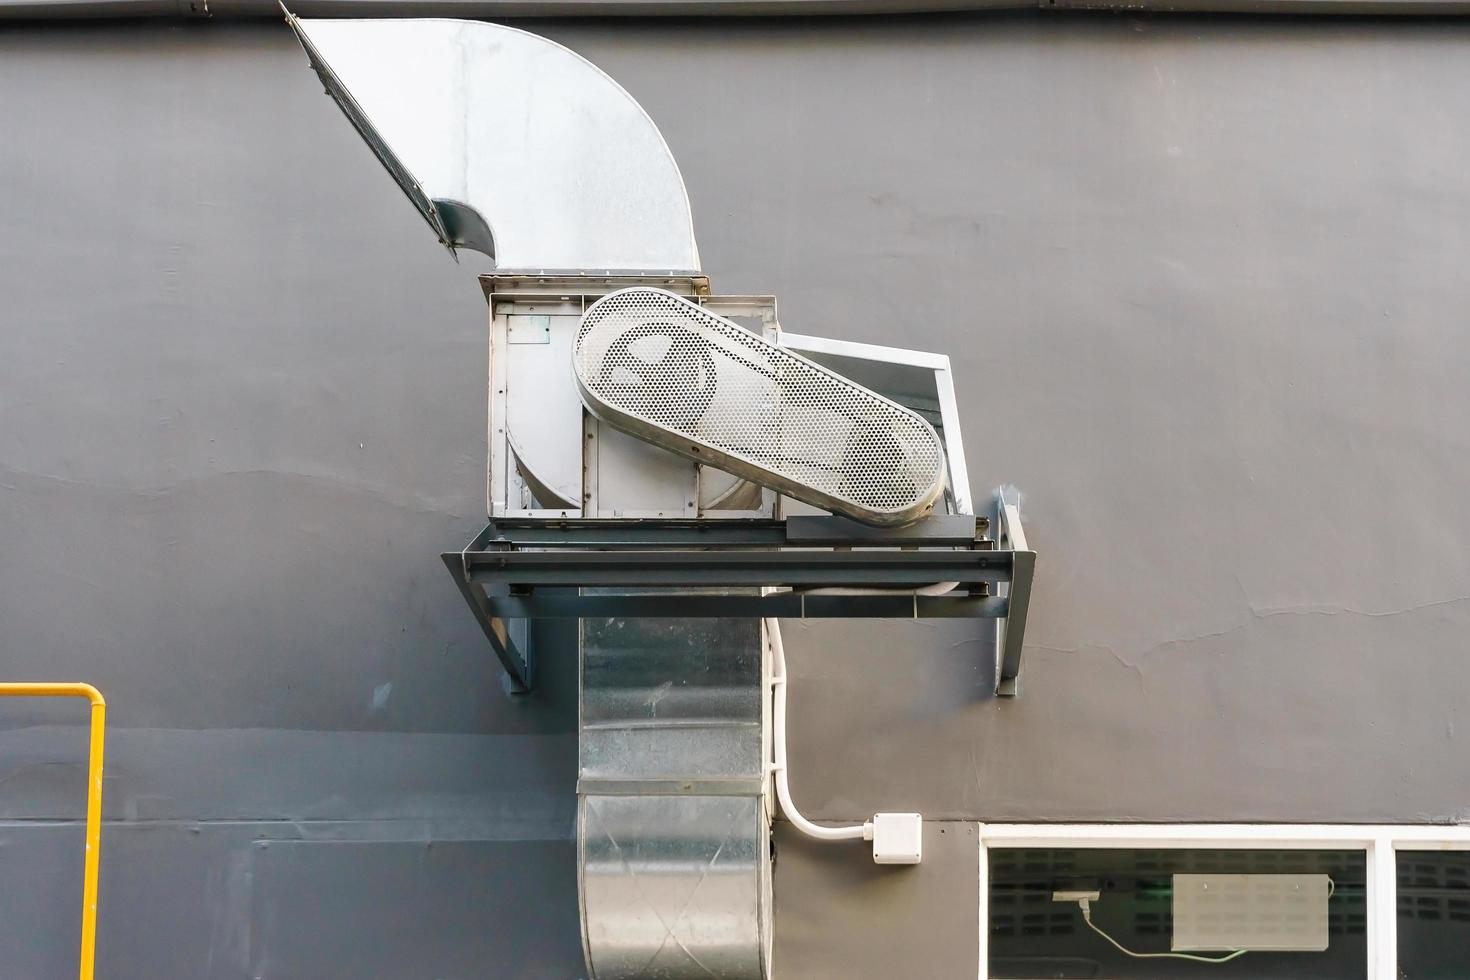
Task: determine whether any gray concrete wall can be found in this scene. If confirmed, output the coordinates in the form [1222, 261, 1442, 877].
[2, 14, 1469, 978]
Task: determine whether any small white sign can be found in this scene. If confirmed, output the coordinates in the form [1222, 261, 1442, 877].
[1172, 873, 1331, 952]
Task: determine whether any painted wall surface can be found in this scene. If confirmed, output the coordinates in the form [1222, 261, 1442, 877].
[2, 15, 1469, 978]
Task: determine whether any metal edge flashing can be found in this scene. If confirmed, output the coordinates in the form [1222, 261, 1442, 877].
[282, 5, 461, 255]
[8, 0, 1470, 17]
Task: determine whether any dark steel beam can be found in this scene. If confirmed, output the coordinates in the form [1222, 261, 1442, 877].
[464, 549, 1013, 588]
[444, 514, 1032, 694]
[441, 552, 534, 693]
[480, 514, 986, 549]
[482, 518, 790, 549]
[784, 513, 984, 546]
[995, 549, 1035, 697]
[486, 592, 1007, 618]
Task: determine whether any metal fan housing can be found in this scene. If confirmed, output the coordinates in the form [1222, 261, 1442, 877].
[574, 287, 947, 527]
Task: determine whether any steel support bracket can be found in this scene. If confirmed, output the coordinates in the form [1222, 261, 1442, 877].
[442, 527, 535, 693]
[443, 507, 1035, 696]
[993, 487, 1035, 697]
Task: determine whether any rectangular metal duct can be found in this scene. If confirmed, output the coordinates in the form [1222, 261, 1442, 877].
[578, 608, 772, 979]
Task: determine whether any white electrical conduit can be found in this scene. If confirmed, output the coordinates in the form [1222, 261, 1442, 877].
[766, 616, 869, 841]
[758, 575, 952, 846]
[765, 577, 952, 844]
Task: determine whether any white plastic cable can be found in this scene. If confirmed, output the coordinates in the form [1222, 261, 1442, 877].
[765, 617, 869, 841]
[1075, 876, 1335, 963]
[1080, 903, 1247, 965]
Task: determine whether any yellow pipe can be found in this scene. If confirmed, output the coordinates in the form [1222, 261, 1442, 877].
[0, 683, 106, 980]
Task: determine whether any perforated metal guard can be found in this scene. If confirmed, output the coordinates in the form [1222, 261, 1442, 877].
[574, 287, 946, 526]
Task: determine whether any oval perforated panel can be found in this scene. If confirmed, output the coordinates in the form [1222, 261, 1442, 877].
[574, 287, 945, 526]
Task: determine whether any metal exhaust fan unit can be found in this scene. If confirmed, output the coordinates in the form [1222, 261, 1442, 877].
[285, 12, 1035, 980]
[575, 286, 946, 527]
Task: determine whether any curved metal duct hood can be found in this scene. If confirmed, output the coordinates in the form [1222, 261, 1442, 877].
[284, 10, 701, 271]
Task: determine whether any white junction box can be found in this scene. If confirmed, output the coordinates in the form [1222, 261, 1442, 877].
[1172, 873, 1331, 952]
[870, 813, 923, 865]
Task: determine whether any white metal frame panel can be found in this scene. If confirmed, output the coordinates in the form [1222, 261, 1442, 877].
[778, 332, 972, 516]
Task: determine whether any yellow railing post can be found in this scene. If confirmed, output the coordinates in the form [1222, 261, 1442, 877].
[0, 683, 106, 980]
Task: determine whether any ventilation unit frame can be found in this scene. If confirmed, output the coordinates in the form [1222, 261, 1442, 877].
[443, 274, 1036, 698]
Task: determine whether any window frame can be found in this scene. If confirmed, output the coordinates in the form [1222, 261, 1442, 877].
[977, 823, 1470, 980]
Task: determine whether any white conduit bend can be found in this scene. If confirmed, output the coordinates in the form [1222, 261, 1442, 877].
[765, 580, 954, 846]
[765, 616, 869, 841]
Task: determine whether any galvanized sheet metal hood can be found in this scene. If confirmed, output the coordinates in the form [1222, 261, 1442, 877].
[285, 11, 701, 271]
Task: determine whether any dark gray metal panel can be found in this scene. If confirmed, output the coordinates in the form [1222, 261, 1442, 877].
[0, 824, 82, 978]
[250, 839, 581, 979]
[772, 821, 979, 978]
[2, 822, 278, 980]
[97, 823, 261, 980]
[0, 822, 582, 980]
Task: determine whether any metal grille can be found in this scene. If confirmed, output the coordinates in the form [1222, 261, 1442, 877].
[574, 287, 945, 526]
